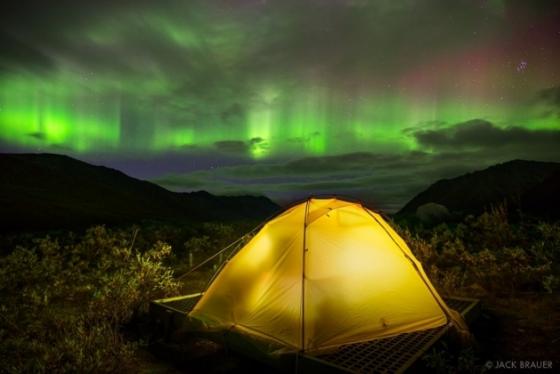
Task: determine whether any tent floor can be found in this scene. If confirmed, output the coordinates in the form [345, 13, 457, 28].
[151, 295, 479, 373]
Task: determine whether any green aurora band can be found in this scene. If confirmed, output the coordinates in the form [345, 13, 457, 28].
[2, 72, 545, 159]
[0, 1, 558, 161]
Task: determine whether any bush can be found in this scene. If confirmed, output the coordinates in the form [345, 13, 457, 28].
[398, 207, 558, 297]
[0, 226, 179, 373]
[423, 343, 480, 373]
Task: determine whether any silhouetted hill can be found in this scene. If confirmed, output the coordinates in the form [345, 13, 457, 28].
[0, 153, 280, 232]
[521, 171, 560, 220]
[398, 160, 560, 218]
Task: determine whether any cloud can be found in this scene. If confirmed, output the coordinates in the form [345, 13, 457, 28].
[0, 33, 54, 74]
[539, 86, 560, 107]
[536, 86, 560, 118]
[0, 0, 507, 85]
[211, 137, 272, 156]
[27, 132, 46, 140]
[152, 149, 499, 212]
[249, 137, 264, 144]
[412, 119, 560, 153]
[213, 140, 248, 154]
[220, 103, 244, 122]
[153, 115, 560, 211]
[2, 0, 558, 159]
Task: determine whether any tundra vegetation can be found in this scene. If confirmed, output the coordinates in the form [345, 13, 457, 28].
[0, 210, 558, 372]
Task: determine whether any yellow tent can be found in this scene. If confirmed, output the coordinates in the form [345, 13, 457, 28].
[189, 198, 466, 353]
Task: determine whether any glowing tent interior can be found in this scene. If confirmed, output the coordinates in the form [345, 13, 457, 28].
[188, 197, 467, 354]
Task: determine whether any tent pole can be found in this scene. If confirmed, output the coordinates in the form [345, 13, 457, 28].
[361, 206, 452, 322]
[300, 198, 311, 353]
[176, 217, 268, 280]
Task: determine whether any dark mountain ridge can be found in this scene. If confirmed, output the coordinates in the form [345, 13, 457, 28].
[521, 170, 560, 220]
[399, 159, 560, 219]
[0, 153, 280, 232]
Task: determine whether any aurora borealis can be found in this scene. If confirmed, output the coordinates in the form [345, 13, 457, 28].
[1, 0, 560, 210]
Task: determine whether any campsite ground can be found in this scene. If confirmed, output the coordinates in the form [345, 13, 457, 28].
[138, 267, 560, 373]
[138, 337, 272, 373]
[473, 294, 560, 364]
[137, 294, 560, 373]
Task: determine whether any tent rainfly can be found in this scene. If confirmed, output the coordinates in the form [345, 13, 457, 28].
[189, 198, 468, 354]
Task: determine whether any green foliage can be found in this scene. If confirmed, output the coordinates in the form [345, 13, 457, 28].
[423, 343, 481, 374]
[542, 275, 559, 293]
[0, 226, 179, 373]
[399, 205, 560, 296]
[184, 223, 236, 254]
[1, 208, 557, 371]
[184, 235, 212, 254]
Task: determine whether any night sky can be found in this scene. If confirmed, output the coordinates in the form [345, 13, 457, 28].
[1, 0, 559, 211]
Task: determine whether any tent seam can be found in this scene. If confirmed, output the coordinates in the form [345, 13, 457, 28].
[361, 206, 451, 324]
[300, 198, 311, 352]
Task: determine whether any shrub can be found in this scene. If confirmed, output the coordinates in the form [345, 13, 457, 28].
[398, 209, 558, 297]
[542, 274, 559, 294]
[423, 343, 480, 373]
[0, 226, 179, 373]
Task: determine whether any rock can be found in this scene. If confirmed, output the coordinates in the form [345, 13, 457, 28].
[416, 202, 450, 224]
